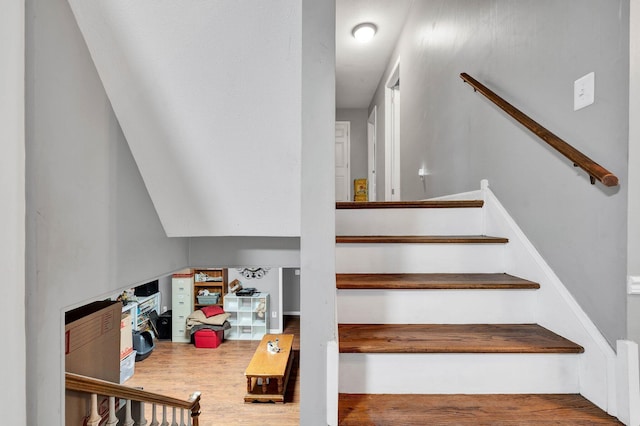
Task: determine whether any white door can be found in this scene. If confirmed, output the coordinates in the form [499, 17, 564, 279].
[367, 107, 377, 202]
[335, 121, 351, 202]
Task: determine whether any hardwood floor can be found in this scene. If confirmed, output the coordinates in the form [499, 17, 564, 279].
[338, 394, 623, 425]
[126, 316, 300, 426]
[337, 323, 584, 354]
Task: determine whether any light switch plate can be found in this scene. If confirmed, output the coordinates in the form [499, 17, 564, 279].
[574, 72, 595, 111]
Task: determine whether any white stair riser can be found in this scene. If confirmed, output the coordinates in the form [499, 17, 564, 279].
[337, 289, 537, 324]
[336, 208, 483, 236]
[339, 353, 580, 394]
[336, 244, 506, 273]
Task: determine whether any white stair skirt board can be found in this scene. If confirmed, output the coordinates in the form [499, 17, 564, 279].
[336, 208, 482, 236]
[339, 353, 580, 394]
[335, 243, 506, 274]
[337, 289, 537, 324]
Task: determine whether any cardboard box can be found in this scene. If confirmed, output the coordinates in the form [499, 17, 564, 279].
[65, 300, 122, 425]
[194, 329, 224, 348]
[120, 311, 133, 360]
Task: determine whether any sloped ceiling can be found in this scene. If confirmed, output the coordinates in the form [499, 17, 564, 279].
[66, 0, 302, 237]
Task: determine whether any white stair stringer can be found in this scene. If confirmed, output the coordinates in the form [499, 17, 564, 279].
[337, 289, 537, 324]
[336, 207, 482, 236]
[336, 243, 506, 274]
[339, 352, 581, 394]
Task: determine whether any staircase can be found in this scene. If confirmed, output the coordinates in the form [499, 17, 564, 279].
[335, 198, 622, 424]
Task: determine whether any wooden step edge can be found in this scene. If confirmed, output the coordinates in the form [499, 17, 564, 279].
[336, 200, 484, 209]
[336, 235, 509, 244]
[338, 394, 623, 425]
[337, 324, 585, 354]
[336, 273, 540, 290]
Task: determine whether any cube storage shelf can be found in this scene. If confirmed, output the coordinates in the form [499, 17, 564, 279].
[223, 293, 269, 340]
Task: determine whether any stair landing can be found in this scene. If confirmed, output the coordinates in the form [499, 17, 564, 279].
[338, 394, 622, 425]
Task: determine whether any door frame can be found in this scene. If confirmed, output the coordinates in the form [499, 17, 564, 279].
[367, 106, 377, 202]
[335, 121, 351, 202]
[384, 59, 401, 201]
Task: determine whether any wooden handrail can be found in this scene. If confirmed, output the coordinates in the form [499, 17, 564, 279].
[460, 72, 619, 187]
[66, 372, 201, 424]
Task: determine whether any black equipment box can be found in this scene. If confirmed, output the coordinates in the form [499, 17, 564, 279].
[134, 280, 159, 297]
[156, 310, 172, 340]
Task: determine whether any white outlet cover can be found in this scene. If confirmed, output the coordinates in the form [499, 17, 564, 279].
[574, 72, 595, 111]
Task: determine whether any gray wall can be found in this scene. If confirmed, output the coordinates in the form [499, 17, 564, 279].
[372, 0, 629, 346]
[25, 0, 190, 423]
[336, 108, 369, 190]
[301, 0, 336, 423]
[25, 0, 304, 423]
[1, 1, 26, 424]
[283, 268, 301, 314]
[628, 1, 640, 355]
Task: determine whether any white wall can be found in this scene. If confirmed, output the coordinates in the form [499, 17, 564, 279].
[372, 0, 629, 347]
[66, 0, 302, 238]
[1, 1, 26, 424]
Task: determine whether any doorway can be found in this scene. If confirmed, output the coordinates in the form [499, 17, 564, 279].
[335, 121, 351, 202]
[367, 106, 377, 202]
[385, 60, 401, 201]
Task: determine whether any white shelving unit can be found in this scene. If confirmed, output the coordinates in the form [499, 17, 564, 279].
[122, 292, 161, 332]
[223, 292, 269, 340]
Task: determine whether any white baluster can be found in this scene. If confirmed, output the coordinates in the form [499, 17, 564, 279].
[106, 396, 118, 426]
[137, 401, 147, 426]
[187, 414, 192, 426]
[123, 399, 135, 426]
[171, 407, 178, 426]
[86, 393, 101, 426]
[160, 405, 169, 426]
[179, 408, 185, 426]
[149, 403, 159, 426]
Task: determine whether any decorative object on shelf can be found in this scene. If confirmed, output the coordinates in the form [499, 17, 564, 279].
[238, 267, 270, 279]
[256, 299, 266, 319]
[229, 279, 242, 294]
[195, 271, 223, 282]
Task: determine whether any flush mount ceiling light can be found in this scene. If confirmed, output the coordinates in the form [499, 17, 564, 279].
[352, 23, 377, 42]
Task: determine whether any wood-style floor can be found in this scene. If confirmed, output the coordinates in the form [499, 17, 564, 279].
[338, 394, 623, 425]
[126, 316, 300, 426]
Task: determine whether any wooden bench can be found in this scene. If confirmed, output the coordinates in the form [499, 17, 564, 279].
[244, 334, 294, 403]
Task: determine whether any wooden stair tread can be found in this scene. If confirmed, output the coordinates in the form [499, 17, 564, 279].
[336, 235, 509, 244]
[338, 394, 622, 425]
[336, 200, 484, 209]
[338, 324, 584, 354]
[336, 273, 539, 290]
